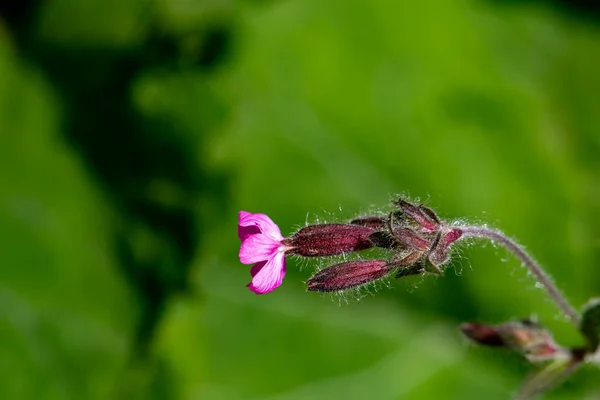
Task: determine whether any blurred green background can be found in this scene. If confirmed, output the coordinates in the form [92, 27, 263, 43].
[1, 0, 599, 399]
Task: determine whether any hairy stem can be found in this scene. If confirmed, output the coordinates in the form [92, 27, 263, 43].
[458, 225, 581, 325]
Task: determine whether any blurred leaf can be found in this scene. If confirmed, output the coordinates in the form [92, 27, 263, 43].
[37, 0, 149, 46]
[0, 46, 137, 399]
[580, 298, 600, 351]
[154, 278, 509, 400]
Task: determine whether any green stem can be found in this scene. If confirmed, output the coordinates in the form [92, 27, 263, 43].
[458, 225, 581, 326]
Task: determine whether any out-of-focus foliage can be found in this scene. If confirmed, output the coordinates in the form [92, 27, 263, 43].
[0, 46, 136, 399]
[0, 0, 599, 399]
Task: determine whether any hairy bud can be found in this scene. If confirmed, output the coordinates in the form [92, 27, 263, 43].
[307, 260, 390, 292]
[428, 228, 463, 267]
[284, 224, 376, 257]
[394, 199, 439, 231]
[393, 227, 431, 251]
[461, 319, 563, 362]
[460, 323, 506, 347]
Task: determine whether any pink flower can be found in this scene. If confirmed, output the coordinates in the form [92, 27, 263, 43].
[238, 211, 289, 294]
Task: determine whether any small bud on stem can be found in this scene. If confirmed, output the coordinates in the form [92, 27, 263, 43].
[461, 322, 506, 347]
[307, 260, 390, 292]
[461, 319, 564, 362]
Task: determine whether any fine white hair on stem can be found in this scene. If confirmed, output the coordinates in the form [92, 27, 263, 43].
[457, 225, 581, 325]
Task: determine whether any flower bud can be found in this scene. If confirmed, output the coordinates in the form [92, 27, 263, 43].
[502, 320, 561, 361]
[428, 228, 463, 267]
[285, 224, 376, 257]
[307, 260, 389, 292]
[461, 319, 563, 362]
[395, 199, 439, 231]
[393, 227, 431, 251]
[460, 323, 506, 347]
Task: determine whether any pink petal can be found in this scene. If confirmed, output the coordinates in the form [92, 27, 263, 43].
[238, 211, 260, 241]
[239, 234, 281, 264]
[238, 211, 283, 242]
[248, 252, 286, 294]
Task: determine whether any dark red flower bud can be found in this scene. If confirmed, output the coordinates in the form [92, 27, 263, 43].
[395, 199, 439, 231]
[284, 224, 376, 257]
[460, 323, 506, 347]
[307, 260, 390, 292]
[393, 227, 431, 251]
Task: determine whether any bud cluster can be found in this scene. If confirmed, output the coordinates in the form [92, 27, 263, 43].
[280, 198, 464, 292]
